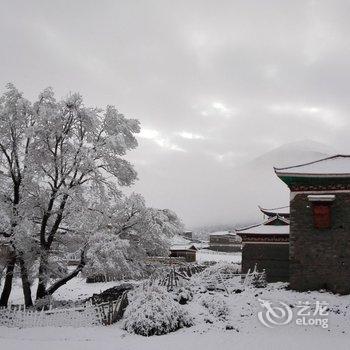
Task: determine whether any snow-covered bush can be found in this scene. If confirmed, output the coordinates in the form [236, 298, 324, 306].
[190, 262, 242, 293]
[201, 262, 241, 276]
[172, 286, 193, 305]
[123, 285, 193, 336]
[251, 270, 267, 288]
[201, 294, 230, 320]
[243, 266, 267, 288]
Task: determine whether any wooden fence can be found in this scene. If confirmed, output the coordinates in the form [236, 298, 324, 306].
[0, 292, 128, 328]
[155, 265, 206, 291]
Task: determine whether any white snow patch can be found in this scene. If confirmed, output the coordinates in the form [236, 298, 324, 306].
[197, 250, 241, 264]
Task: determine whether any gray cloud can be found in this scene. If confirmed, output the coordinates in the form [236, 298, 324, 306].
[1, 0, 350, 227]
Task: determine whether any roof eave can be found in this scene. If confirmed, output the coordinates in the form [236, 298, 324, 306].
[275, 172, 350, 178]
[274, 154, 350, 172]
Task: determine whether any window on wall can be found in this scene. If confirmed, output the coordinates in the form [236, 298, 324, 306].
[307, 195, 335, 230]
[313, 203, 331, 229]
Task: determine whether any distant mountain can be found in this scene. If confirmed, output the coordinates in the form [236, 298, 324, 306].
[224, 139, 337, 226]
[188, 139, 337, 230]
[251, 139, 335, 168]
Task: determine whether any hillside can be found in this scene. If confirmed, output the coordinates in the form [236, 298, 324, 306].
[192, 139, 336, 231]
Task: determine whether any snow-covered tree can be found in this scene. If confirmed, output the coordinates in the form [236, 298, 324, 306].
[85, 193, 184, 280]
[0, 83, 35, 306]
[0, 84, 140, 306]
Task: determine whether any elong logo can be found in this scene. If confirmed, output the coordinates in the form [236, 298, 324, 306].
[258, 299, 329, 329]
[257, 299, 293, 328]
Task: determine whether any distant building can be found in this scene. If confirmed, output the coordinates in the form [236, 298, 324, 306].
[180, 230, 193, 240]
[169, 244, 197, 262]
[209, 231, 241, 252]
[236, 211, 289, 282]
[275, 154, 350, 294]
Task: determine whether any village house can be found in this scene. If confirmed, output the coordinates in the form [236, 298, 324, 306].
[275, 154, 350, 294]
[169, 244, 197, 262]
[180, 230, 193, 240]
[236, 209, 290, 282]
[208, 231, 241, 252]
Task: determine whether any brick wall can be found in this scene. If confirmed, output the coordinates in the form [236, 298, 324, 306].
[290, 192, 350, 294]
[241, 243, 289, 282]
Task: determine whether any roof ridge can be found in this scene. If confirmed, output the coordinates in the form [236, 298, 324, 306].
[258, 205, 290, 211]
[236, 214, 291, 232]
[265, 215, 290, 224]
[235, 222, 264, 232]
[274, 154, 350, 172]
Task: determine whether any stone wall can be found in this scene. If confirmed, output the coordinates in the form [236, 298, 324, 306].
[241, 243, 289, 282]
[290, 192, 350, 294]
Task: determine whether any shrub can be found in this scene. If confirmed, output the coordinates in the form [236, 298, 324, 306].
[251, 270, 267, 288]
[172, 286, 193, 305]
[243, 267, 267, 288]
[123, 285, 193, 336]
[190, 262, 242, 293]
[201, 262, 240, 276]
[201, 294, 230, 320]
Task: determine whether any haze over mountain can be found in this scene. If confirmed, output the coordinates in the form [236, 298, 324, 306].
[130, 139, 335, 230]
[252, 139, 336, 168]
[231, 139, 333, 227]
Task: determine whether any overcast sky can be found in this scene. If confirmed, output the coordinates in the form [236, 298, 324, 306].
[1, 0, 350, 228]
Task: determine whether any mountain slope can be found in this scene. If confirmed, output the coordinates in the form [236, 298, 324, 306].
[252, 139, 335, 168]
[227, 139, 336, 226]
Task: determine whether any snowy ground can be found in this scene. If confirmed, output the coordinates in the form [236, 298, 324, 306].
[1, 275, 349, 350]
[1, 323, 348, 350]
[7, 275, 127, 305]
[196, 250, 241, 264]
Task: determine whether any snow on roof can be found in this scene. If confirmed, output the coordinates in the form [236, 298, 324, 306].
[192, 242, 210, 249]
[171, 235, 191, 245]
[170, 244, 197, 251]
[236, 216, 290, 235]
[236, 224, 289, 235]
[262, 215, 290, 225]
[307, 195, 335, 202]
[259, 205, 290, 215]
[275, 155, 350, 176]
[209, 231, 236, 236]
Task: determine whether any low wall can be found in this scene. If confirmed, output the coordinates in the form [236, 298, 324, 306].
[241, 243, 289, 282]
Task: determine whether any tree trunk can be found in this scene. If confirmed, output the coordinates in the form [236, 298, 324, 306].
[36, 252, 49, 300]
[0, 256, 16, 307]
[18, 257, 33, 307]
[46, 250, 86, 297]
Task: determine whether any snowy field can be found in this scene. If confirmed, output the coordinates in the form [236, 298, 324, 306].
[6, 275, 127, 305]
[5, 249, 242, 305]
[196, 250, 241, 264]
[1, 322, 348, 350]
[1, 276, 349, 350]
